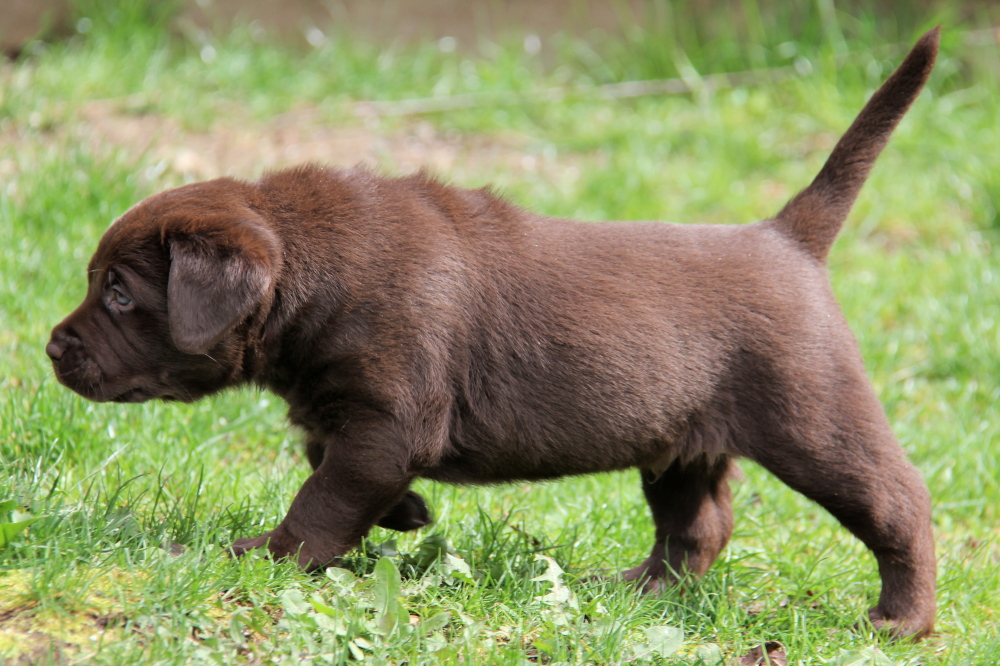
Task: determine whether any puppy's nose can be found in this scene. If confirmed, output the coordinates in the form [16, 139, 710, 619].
[46, 328, 73, 361]
[46, 340, 65, 361]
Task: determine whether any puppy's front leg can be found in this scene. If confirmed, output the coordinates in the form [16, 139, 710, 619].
[303, 435, 432, 532]
[232, 422, 417, 569]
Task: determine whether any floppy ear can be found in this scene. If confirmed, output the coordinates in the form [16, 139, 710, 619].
[167, 217, 280, 355]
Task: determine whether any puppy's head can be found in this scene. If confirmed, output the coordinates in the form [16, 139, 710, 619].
[46, 179, 281, 403]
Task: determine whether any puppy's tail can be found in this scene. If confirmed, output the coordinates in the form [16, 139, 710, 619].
[773, 27, 939, 262]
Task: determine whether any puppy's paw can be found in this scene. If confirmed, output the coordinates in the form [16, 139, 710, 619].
[866, 605, 934, 641]
[621, 559, 671, 593]
[376, 491, 433, 532]
[229, 534, 273, 558]
[230, 525, 338, 571]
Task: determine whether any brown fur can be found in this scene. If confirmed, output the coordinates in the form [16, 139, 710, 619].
[47, 30, 940, 639]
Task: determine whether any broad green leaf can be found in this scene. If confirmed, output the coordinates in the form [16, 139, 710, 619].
[310, 598, 342, 618]
[531, 554, 578, 610]
[420, 610, 452, 635]
[373, 556, 405, 635]
[411, 534, 449, 570]
[442, 553, 473, 581]
[825, 647, 897, 666]
[531, 554, 566, 585]
[325, 566, 359, 591]
[309, 597, 350, 636]
[695, 643, 724, 664]
[0, 517, 41, 548]
[278, 589, 311, 617]
[0, 499, 18, 513]
[425, 631, 448, 653]
[347, 639, 365, 660]
[643, 625, 684, 658]
[372, 538, 399, 557]
[373, 556, 403, 606]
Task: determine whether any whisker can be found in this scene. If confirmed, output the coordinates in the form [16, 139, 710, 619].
[202, 353, 222, 368]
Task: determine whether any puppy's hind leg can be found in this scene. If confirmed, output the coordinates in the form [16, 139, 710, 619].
[744, 375, 936, 639]
[624, 455, 735, 590]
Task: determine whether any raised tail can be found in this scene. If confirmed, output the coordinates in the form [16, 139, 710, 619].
[773, 27, 939, 262]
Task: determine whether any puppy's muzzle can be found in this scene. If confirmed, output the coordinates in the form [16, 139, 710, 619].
[47, 324, 103, 396]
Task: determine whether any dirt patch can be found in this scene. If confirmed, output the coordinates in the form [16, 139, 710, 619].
[0, 605, 70, 665]
[6, 633, 72, 665]
[66, 101, 590, 189]
[0, 604, 37, 626]
[0, 569, 137, 665]
[78, 103, 497, 179]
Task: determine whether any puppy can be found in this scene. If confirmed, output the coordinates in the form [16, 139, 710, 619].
[48, 30, 940, 639]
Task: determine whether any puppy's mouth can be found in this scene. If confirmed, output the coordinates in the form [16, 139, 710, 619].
[110, 385, 180, 403]
[110, 387, 152, 403]
[51, 355, 175, 403]
[111, 387, 185, 403]
[53, 367, 163, 403]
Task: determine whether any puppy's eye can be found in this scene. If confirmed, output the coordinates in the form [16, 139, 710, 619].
[111, 287, 133, 308]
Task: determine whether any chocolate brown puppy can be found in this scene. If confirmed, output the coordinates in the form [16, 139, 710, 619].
[48, 30, 940, 639]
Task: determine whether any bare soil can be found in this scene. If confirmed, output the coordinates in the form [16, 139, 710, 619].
[61, 101, 589, 190]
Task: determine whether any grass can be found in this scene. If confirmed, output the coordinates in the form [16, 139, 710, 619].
[2, 0, 999, 663]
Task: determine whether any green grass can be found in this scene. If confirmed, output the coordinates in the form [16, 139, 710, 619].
[2, 1, 999, 663]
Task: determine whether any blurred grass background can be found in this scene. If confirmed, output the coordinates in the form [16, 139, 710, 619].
[1, 1, 999, 663]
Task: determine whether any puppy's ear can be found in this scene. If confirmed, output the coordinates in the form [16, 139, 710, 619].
[167, 216, 280, 355]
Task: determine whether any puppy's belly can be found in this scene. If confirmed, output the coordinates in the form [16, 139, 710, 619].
[420, 424, 725, 485]
[420, 450, 648, 484]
